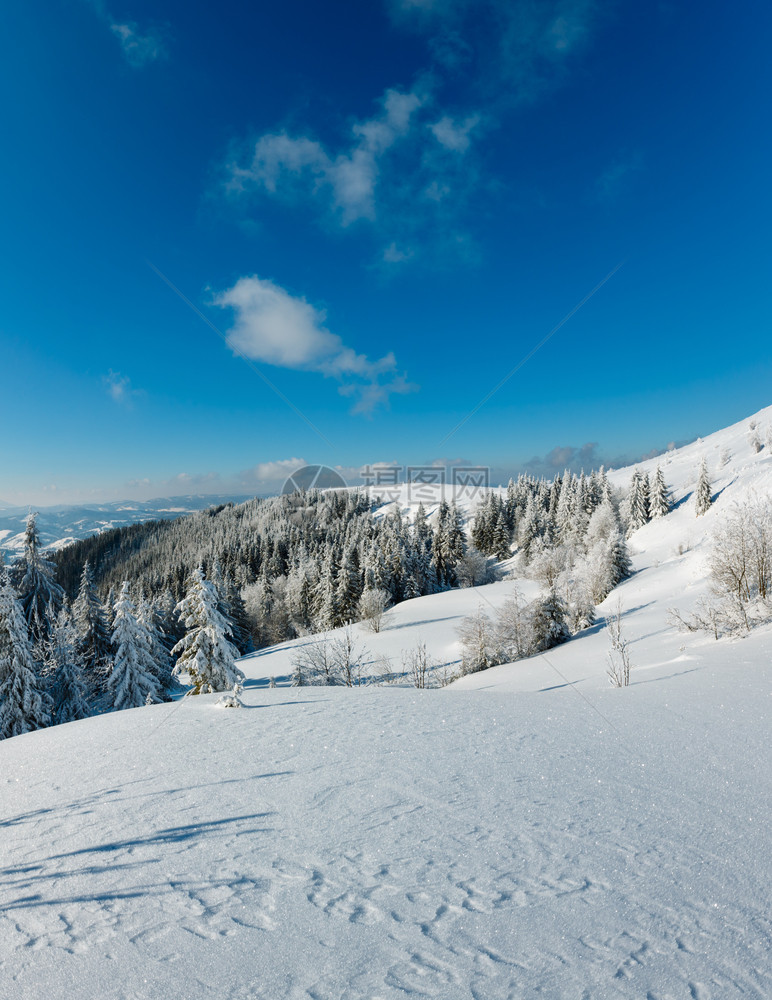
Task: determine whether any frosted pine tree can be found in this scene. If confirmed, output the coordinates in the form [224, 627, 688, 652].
[0, 566, 49, 739]
[649, 466, 672, 519]
[583, 502, 632, 603]
[45, 608, 89, 726]
[316, 562, 342, 630]
[625, 470, 649, 535]
[493, 508, 512, 561]
[530, 590, 570, 651]
[224, 579, 253, 655]
[12, 512, 64, 644]
[137, 596, 174, 699]
[109, 582, 160, 710]
[695, 458, 712, 516]
[411, 505, 434, 594]
[555, 474, 575, 540]
[335, 547, 362, 624]
[73, 560, 112, 699]
[517, 495, 542, 562]
[172, 567, 244, 695]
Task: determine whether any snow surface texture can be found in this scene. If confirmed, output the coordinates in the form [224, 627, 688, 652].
[1, 407, 771, 999]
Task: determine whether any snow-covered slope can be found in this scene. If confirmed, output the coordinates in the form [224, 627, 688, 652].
[1, 406, 771, 999]
[0, 494, 254, 558]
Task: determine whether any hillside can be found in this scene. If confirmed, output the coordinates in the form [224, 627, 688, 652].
[0, 494, 253, 560]
[1, 406, 771, 998]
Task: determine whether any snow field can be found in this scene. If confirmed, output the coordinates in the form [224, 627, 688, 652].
[1, 404, 772, 998]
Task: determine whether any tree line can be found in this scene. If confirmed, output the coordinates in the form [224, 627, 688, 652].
[1, 463, 681, 733]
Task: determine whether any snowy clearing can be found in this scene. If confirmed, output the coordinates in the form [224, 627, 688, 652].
[1, 406, 771, 998]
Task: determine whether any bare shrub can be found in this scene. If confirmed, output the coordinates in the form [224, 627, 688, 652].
[606, 602, 632, 687]
[291, 628, 372, 686]
[290, 633, 338, 686]
[330, 626, 371, 687]
[437, 662, 462, 687]
[403, 641, 434, 688]
[667, 598, 750, 640]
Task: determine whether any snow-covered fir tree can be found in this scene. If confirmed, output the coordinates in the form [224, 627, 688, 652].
[530, 590, 570, 651]
[109, 582, 160, 710]
[137, 596, 175, 699]
[12, 512, 64, 645]
[695, 458, 712, 516]
[45, 608, 90, 726]
[173, 567, 244, 695]
[624, 470, 650, 535]
[73, 560, 112, 700]
[0, 565, 49, 739]
[649, 465, 672, 519]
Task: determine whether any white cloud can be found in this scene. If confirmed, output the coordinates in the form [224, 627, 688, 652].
[103, 370, 142, 406]
[230, 88, 425, 226]
[214, 275, 417, 414]
[240, 458, 308, 484]
[382, 242, 415, 263]
[83, 3, 165, 67]
[429, 114, 479, 152]
[226, 85, 489, 264]
[110, 22, 165, 66]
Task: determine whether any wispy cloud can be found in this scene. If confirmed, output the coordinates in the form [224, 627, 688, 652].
[225, 85, 483, 263]
[389, 0, 599, 105]
[429, 114, 480, 152]
[85, 2, 166, 66]
[596, 151, 645, 203]
[228, 87, 427, 226]
[103, 370, 143, 406]
[223, 2, 604, 266]
[110, 21, 165, 66]
[213, 275, 417, 414]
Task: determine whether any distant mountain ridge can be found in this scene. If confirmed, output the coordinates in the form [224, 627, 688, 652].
[0, 494, 256, 558]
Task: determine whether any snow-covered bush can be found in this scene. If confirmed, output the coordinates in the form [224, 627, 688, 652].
[215, 682, 243, 708]
[455, 546, 499, 588]
[457, 607, 500, 674]
[566, 584, 596, 634]
[357, 588, 392, 633]
[670, 495, 772, 638]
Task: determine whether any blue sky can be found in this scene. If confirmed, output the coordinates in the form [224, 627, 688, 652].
[1, 0, 770, 504]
